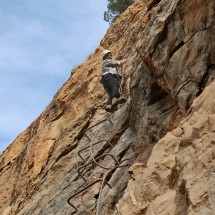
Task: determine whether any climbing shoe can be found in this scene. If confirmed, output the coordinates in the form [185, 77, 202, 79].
[118, 97, 127, 104]
[112, 97, 127, 109]
[105, 106, 114, 113]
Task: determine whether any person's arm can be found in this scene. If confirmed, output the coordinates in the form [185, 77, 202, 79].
[119, 59, 126, 65]
[105, 59, 127, 67]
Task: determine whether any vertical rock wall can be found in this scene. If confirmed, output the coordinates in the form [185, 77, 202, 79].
[0, 0, 215, 214]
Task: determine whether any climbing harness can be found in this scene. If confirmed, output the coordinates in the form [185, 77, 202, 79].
[67, 111, 130, 215]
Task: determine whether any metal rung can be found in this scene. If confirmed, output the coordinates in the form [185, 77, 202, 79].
[77, 153, 120, 182]
[84, 118, 113, 136]
[67, 179, 112, 214]
[67, 108, 131, 214]
[82, 118, 113, 141]
[77, 140, 113, 162]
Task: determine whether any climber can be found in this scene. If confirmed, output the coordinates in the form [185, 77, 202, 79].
[100, 49, 127, 112]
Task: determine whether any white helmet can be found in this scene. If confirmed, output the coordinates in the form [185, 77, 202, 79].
[102, 50, 111, 58]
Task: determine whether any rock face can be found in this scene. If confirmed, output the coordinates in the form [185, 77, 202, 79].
[0, 0, 215, 214]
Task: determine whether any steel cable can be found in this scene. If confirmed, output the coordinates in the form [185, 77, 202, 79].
[67, 67, 130, 214]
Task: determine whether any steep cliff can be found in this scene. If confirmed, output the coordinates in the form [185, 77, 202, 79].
[1, 0, 215, 214]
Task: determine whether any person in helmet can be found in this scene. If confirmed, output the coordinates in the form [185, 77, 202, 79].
[100, 50, 127, 112]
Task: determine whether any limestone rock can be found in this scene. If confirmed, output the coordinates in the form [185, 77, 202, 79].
[0, 0, 215, 214]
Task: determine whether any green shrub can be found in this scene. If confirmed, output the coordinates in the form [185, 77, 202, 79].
[104, 0, 134, 24]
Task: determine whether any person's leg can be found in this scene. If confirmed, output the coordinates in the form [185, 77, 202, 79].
[105, 86, 113, 111]
[104, 77, 119, 112]
[103, 77, 114, 112]
[107, 77, 120, 99]
[110, 78, 121, 110]
[103, 76, 126, 112]
[111, 79, 127, 109]
[112, 78, 120, 100]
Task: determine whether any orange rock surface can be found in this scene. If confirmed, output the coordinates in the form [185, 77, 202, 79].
[1, 0, 215, 214]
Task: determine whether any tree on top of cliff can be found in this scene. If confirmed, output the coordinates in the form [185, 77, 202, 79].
[104, 0, 134, 24]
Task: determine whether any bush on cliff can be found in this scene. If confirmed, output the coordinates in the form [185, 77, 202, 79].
[104, 0, 134, 24]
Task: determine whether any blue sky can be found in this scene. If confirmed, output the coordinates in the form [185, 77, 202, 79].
[0, 0, 109, 153]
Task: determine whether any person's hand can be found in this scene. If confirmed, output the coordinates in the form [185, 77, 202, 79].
[120, 59, 127, 65]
